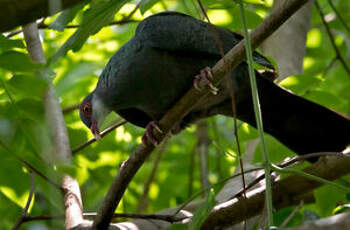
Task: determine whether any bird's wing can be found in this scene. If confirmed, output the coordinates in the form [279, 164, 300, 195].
[135, 11, 274, 70]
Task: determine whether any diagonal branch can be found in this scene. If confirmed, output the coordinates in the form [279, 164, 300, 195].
[92, 0, 310, 229]
[200, 154, 350, 229]
[72, 120, 127, 154]
[12, 171, 35, 230]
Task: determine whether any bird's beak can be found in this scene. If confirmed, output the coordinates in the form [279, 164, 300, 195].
[90, 122, 101, 140]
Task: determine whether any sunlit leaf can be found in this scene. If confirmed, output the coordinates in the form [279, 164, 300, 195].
[49, 4, 86, 31]
[0, 35, 25, 52]
[50, 0, 131, 63]
[7, 74, 48, 100]
[140, 0, 163, 14]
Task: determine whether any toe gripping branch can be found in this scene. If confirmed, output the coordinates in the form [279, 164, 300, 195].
[142, 121, 164, 146]
[194, 67, 219, 95]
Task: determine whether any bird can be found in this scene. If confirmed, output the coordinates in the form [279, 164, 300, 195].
[80, 11, 350, 158]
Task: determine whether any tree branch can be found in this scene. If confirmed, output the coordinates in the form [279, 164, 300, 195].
[72, 120, 127, 154]
[22, 23, 83, 229]
[200, 154, 350, 229]
[6, 19, 140, 38]
[92, 1, 310, 229]
[286, 212, 350, 230]
[12, 171, 35, 230]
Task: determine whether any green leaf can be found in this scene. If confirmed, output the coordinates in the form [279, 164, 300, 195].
[50, 0, 130, 63]
[16, 99, 45, 121]
[189, 189, 216, 230]
[7, 74, 48, 100]
[139, 0, 161, 14]
[0, 51, 43, 72]
[49, 4, 85, 31]
[229, 6, 263, 30]
[315, 184, 347, 217]
[0, 35, 25, 52]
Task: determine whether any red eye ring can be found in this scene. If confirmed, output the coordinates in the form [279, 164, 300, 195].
[81, 102, 92, 116]
[84, 105, 90, 113]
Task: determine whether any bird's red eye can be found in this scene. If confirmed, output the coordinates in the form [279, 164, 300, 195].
[82, 102, 92, 116]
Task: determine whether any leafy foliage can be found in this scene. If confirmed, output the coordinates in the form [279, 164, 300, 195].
[0, 0, 349, 229]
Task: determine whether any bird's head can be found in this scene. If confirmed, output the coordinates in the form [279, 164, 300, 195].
[79, 93, 110, 140]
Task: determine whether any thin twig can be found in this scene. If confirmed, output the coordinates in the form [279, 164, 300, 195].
[0, 139, 63, 191]
[280, 200, 304, 228]
[62, 103, 80, 114]
[88, 212, 186, 223]
[20, 158, 63, 191]
[22, 214, 64, 223]
[175, 167, 264, 215]
[72, 120, 127, 154]
[327, 0, 350, 33]
[21, 212, 187, 223]
[12, 171, 35, 230]
[315, 0, 350, 76]
[6, 19, 139, 38]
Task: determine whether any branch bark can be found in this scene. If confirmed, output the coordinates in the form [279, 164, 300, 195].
[287, 212, 350, 230]
[0, 0, 86, 33]
[200, 155, 350, 229]
[92, 0, 310, 229]
[22, 23, 83, 229]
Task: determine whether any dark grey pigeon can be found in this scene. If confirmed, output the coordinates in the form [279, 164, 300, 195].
[80, 12, 350, 157]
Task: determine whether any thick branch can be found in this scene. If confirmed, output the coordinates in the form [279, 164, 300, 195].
[92, 0, 310, 229]
[287, 212, 350, 230]
[0, 0, 86, 33]
[22, 23, 83, 229]
[201, 155, 350, 229]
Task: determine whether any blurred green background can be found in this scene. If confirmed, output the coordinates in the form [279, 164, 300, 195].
[0, 0, 349, 229]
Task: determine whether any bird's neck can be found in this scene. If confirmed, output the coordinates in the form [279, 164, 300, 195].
[92, 95, 111, 127]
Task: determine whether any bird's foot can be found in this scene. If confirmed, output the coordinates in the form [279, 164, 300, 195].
[194, 67, 219, 95]
[142, 121, 164, 146]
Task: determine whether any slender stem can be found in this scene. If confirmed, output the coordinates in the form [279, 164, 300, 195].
[238, 0, 273, 226]
[327, 0, 350, 33]
[197, 2, 248, 224]
[272, 164, 350, 192]
[12, 171, 35, 230]
[72, 120, 127, 154]
[315, 0, 350, 76]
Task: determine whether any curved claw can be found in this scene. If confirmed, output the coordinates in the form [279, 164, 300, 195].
[142, 121, 163, 146]
[193, 67, 219, 95]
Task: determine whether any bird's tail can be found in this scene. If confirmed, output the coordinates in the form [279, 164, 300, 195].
[216, 70, 350, 156]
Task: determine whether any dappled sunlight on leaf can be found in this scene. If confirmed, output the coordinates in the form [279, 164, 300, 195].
[149, 183, 159, 199]
[306, 28, 322, 48]
[115, 126, 132, 142]
[303, 56, 315, 70]
[207, 10, 232, 25]
[0, 186, 33, 210]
